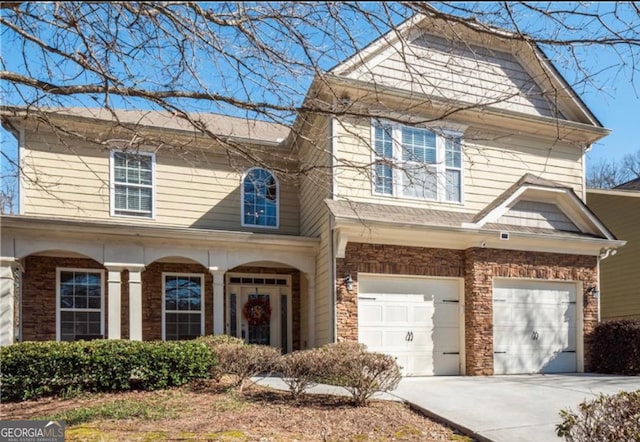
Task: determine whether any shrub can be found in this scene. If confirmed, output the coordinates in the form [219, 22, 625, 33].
[275, 349, 325, 400]
[0, 339, 215, 402]
[214, 343, 281, 392]
[197, 334, 245, 348]
[556, 390, 640, 441]
[589, 319, 640, 375]
[316, 342, 402, 406]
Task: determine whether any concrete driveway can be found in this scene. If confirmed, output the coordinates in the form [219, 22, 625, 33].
[393, 374, 640, 442]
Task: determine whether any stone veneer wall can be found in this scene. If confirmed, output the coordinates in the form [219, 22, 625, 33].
[141, 262, 213, 341]
[336, 243, 598, 375]
[230, 266, 301, 351]
[464, 248, 598, 375]
[22, 256, 108, 341]
[335, 243, 465, 343]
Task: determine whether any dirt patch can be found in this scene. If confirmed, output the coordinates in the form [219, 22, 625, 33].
[0, 380, 472, 441]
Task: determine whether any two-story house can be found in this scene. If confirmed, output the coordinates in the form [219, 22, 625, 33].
[1, 14, 624, 376]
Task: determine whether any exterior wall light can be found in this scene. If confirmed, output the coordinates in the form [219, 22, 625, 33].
[588, 286, 600, 298]
[345, 274, 354, 292]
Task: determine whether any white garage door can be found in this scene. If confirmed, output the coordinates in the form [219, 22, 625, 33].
[358, 275, 461, 376]
[493, 279, 577, 375]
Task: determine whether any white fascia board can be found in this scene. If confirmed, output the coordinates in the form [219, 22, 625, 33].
[462, 185, 566, 228]
[464, 185, 615, 240]
[562, 191, 617, 240]
[1, 215, 320, 254]
[330, 14, 424, 76]
[334, 218, 625, 256]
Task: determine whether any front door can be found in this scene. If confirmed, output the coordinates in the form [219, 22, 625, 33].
[240, 287, 277, 346]
[226, 274, 292, 352]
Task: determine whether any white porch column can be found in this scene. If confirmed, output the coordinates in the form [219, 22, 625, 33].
[128, 267, 144, 341]
[210, 269, 226, 335]
[106, 268, 122, 339]
[0, 259, 19, 346]
[305, 272, 316, 348]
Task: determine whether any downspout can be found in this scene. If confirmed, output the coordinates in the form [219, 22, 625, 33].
[330, 114, 338, 343]
[597, 248, 617, 323]
[596, 255, 601, 323]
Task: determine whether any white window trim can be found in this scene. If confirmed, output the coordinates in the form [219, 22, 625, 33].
[109, 150, 157, 220]
[225, 273, 292, 353]
[56, 268, 105, 341]
[370, 120, 464, 204]
[240, 167, 280, 229]
[161, 272, 205, 341]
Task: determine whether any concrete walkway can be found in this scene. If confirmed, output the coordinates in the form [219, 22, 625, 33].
[255, 374, 640, 442]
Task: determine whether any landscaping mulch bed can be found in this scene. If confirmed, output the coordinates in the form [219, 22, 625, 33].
[1, 380, 470, 441]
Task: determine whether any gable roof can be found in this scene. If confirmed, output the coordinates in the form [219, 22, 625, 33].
[471, 173, 567, 223]
[463, 173, 616, 240]
[615, 177, 640, 191]
[1, 106, 290, 145]
[328, 12, 603, 128]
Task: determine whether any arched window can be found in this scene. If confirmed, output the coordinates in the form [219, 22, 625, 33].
[242, 168, 278, 227]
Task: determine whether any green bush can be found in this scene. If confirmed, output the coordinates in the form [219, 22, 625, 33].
[556, 390, 640, 441]
[214, 343, 281, 392]
[316, 342, 402, 406]
[0, 339, 215, 402]
[589, 319, 640, 375]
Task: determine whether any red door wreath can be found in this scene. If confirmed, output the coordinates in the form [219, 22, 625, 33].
[243, 297, 271, 326]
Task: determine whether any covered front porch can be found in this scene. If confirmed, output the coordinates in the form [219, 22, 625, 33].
[0, 215, 320, 350]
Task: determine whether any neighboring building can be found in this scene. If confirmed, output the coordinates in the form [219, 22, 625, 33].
[587, 178, 640, 320]
[0, 14, 624, 376]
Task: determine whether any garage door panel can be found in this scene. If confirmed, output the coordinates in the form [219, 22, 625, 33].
[493, 326, 512, 349]
[493, 303, 511, 323]
[383, 330, 413, 349]
[358, 276, 461, 376]
[411, 354, 434, 375]
[411, 305, 434, 323]
[432, 304, 459, 326]
[385, 305, 410, 323]
[493, 280, 577, 375]
[432, 327, 460, 351]
[434, 354, 461, 375]
[359, 330, 383, 348]
[542, 352, 577, 373]
[359, 303, 383, 324]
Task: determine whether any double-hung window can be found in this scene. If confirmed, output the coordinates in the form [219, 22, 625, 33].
[163, 273, 204, 340]
[373, 121, 463, 202]
[111, 151, 155, 218]
[57, 269, 104, 341]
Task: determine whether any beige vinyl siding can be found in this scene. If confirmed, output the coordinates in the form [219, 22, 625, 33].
[348, 33, 557, 117]
[21, 128, 300, 234]
[587, 192, 640, 320]
[333, 118, 584, 212]
[314, 224, 332, 346]
[498, 200, 579, 232]
[297, 115, 333, 346]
